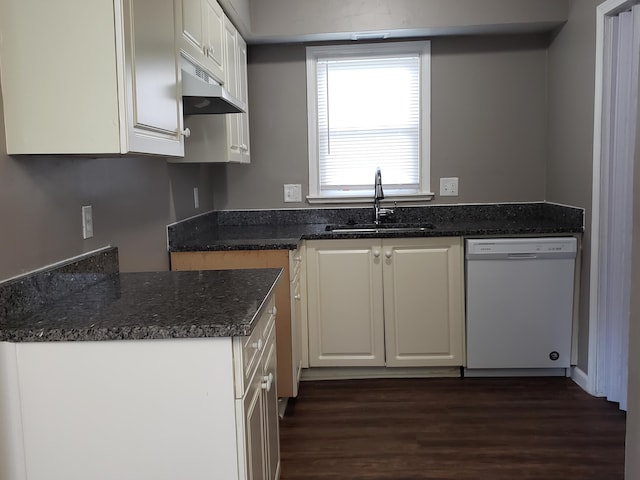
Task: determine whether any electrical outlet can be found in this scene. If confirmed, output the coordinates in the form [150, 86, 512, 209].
[439, 177, 459, 197]
[82, 205, 93, 239]
[193, 187, 199, 209]
[284, 184, 302, 203]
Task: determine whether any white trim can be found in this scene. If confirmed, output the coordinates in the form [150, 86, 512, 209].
[571, 366, 592, 393]
[305, 41, 432, 201]
[589, 0, 640, 397]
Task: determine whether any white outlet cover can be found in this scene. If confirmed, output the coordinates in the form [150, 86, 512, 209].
[439, 177, 459, 197]
[82, 205, 93, 239]
[193, 187, 199, 209]
[284, 184, 302, 203]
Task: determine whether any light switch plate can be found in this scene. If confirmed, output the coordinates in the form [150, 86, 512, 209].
[284, 184, 302, 203]
[440, 177, 459, 197]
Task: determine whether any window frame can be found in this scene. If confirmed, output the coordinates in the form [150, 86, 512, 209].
[305, 41, 433, 204]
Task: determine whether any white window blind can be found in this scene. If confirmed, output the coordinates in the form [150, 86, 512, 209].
[307, 42, 431, 201]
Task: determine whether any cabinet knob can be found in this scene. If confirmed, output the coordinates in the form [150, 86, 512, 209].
[294, 294, 301, 300]
[385, 250, 392, 259]
[261, 373, 274, 391]
[180, 128, 191, 138]
[373, 249, 381, 258]
[294, 256, 302, 262]
[272, 306, 278, 316]
[252, 338, 263, 351]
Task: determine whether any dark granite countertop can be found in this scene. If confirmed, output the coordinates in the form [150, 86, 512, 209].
[1, 265, 282, 342]
[168, 203, 584, 252]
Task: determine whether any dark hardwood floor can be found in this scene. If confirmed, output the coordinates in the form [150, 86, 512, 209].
[279, 377, 626, 480]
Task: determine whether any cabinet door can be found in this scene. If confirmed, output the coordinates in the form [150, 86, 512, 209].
[262, 329, 280, 480]
[223, 18, 243, 163]
[179, 0, 206, 56]
[241, 373, 266, 480]
[237, 34, 251, 163]
[123, 0, 184, 156]
[203, 0, 225, 82]
[306, 240, 385, 367]
[382, 238, 465, 367]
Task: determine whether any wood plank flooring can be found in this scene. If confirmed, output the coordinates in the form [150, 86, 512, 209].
[279, 377, 626, 480]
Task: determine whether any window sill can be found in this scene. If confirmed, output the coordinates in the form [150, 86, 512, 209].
[306, 193, 435, 205]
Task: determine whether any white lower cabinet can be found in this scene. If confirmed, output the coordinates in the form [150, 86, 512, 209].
[306, 237, 465, 368]
[0, 299, 280, 480]
[238, 310, 280, 480]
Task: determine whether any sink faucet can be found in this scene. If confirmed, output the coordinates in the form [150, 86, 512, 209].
[373, 168, 394, 225]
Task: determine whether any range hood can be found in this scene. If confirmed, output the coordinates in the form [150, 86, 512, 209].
[181, 57, 246, 115]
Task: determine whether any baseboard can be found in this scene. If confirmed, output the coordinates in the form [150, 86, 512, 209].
[463, 368, 567, 377]
[571, 366, 590, 393]
[300, 366, 461, 381]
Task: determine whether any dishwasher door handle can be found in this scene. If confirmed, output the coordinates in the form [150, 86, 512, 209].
[507, 253, 538, 259]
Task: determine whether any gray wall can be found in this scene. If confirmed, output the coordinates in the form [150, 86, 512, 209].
[546, 0, 599, 372]
[0, 83, 216, 280]
[249, 0, 569, 41]
[213, 34, 549, 209]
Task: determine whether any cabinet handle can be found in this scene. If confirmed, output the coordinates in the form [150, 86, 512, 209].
[294, 256, 302, 262]
[271, 306, 278, 316]
[385, 250, 392, 259]
[252, 338, 263, 351]
[294, 294, 301, 300]
[180, 128, 191, 138]
[208, 46, 215, 57]
[241, 144, 248, 151]
[372, 249, 381, 258]
[261, 373, 274, 391]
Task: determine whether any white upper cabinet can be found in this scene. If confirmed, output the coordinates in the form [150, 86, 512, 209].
[0, 0, 185, 157]
[178, 0, 226, 83]
[177, 14, 251, 164]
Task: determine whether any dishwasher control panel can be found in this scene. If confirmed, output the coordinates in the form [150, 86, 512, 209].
[466, 237, 577, 260]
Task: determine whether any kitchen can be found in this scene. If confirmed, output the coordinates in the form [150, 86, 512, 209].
[0, 0, 638, 478]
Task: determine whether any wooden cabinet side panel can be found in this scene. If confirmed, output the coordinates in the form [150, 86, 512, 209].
[171, 251, 295, 397]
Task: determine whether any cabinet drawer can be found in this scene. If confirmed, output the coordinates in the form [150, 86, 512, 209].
[234, 297, 276, 398]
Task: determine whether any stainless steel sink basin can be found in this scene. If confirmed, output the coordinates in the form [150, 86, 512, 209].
[331, 227, 433, 234]
[326, 223, 435, 234]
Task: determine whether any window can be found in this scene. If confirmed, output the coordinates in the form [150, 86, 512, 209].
[306, 41, 432, 203]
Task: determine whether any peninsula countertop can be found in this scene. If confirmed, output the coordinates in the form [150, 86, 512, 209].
[0, 268, 282, 342]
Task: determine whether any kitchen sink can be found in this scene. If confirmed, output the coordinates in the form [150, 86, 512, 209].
[325, 223, 435, 234]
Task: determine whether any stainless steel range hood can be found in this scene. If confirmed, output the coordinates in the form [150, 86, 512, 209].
[181, 57, 246, 115]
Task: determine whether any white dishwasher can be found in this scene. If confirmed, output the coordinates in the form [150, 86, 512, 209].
[465, 237, 577, 376]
